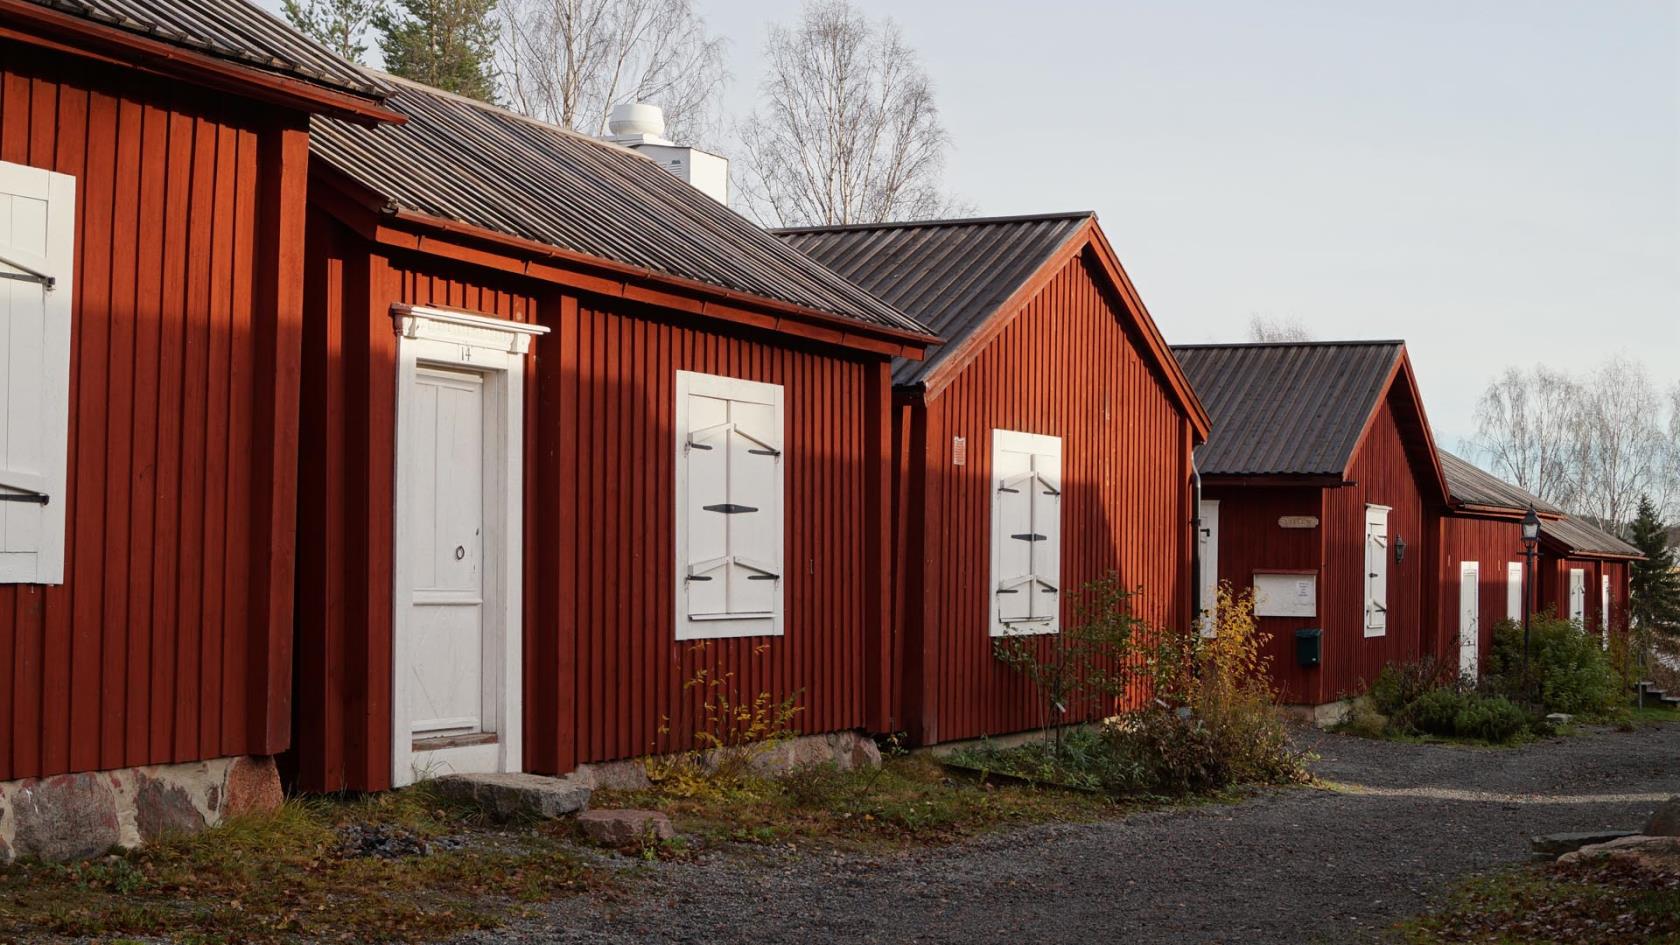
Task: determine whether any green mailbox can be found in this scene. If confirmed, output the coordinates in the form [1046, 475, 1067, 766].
[1295, 628, 1322, 668]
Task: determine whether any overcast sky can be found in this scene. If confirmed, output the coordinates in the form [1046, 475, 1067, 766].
[260, 0, 1680, 448]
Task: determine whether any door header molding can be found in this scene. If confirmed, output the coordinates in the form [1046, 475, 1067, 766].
[391, 303, 550, 355]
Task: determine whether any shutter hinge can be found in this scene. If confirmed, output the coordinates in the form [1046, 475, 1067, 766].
[0, 254, 55, 290]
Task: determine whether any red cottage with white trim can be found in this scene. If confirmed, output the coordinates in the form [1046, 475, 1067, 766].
[781, 214, 1211, 745]
[291, 76, 936, 792]
[1171, 341, 1450, 710]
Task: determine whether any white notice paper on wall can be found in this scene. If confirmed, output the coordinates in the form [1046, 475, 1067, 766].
[1253, 572, 1317, 618]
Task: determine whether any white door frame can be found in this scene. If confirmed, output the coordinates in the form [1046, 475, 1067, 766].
[1459, 561, 1480, 679]
[389, 304, 547, 787]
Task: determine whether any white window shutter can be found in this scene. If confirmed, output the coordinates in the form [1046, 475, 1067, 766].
[1364, 506, 1389, 636]
[1600, 574, 1610, 648]
[0, 160, 75, 585]
[991, 430, 1062, 636]
[674, 372, 783, 639]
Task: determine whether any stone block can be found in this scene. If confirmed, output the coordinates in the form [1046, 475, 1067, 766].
[431, 771, 591, 821]
[135, 776, 207, 843]
[1530, 830, 1637, 859]
[576, 809, 675, 847]
[11, 773, 121, 862]
[223, 756, 283, 818]
[1645, 797, 1680, 837]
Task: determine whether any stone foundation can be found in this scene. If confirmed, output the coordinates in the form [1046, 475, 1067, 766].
[576, 729, 882, 791]
[0, 755, 281, 864]
[1282, 700, 1354, 728]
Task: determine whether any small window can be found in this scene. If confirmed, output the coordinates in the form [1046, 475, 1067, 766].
[674, 371, 784, 639]
[0, 160, 75, 585]
[990, 429, 1062, 637]
[1363, 506, 1389, 637]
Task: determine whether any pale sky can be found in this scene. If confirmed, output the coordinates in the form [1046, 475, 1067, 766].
[260, 0, 1680, 448]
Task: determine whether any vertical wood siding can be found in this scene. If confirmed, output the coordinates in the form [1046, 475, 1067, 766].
[1200, 484, 1323, 704]
[903, 252, 1193, 745]
[293, 227, 894, 791]
[0, 44, 307, 781]
[1318, 393, 1436, 703]
[1437, 515, 1531, 665]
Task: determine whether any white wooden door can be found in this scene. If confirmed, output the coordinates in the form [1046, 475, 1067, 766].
[1600, 574, 1611, 649]
[406, 367, 488, 740]
[1197, 499, 1220, 636]
[1459, 561, 1480, 678]
[1505, 562, 1523, 622]
[1569, 568, 1586, 625]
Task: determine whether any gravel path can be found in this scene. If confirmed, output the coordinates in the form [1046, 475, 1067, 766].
[466, 724, 1680, 945]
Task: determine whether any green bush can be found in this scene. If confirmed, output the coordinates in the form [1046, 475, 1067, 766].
[1367, 656, 1456, 717]
[1109, 712, 1231, 797]
[1484, 614, 1619, 717]
[1338, 697, 1389, 739]
[1401, 687, 1469, 737]
[1453, 695, 1528, 744]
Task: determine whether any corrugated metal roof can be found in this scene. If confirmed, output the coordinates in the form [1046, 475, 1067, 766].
[1170, 341, 1403, 477]
[1438, 449, 1563, 515]
[311, 75, 929, 335]
[775, 213, 1090, 385]
[1542, 516, 1642, 559]
[20, 0, 389, 99]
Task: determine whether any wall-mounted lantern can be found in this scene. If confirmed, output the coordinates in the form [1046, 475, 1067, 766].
[1394, 535, 1407, 564]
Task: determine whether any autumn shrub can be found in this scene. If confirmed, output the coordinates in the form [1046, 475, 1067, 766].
[1366, 656, 1457, 717]
[644, 642, 803, 798]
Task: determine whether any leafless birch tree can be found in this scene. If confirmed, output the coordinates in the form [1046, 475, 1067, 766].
[497, 0, 727, 142]
[1473, 359, 1680, 527]
[737, 0, 965, 226]
[1247, 315, 1312, 343]
[1472, 365, 1585, 508]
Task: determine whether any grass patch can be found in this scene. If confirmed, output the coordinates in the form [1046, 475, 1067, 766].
[592, 754, 1124, 851]
[0, 784, 600, 944]
[1403, 857, 1680, 944]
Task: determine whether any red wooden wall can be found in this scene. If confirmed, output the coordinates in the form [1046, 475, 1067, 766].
[0, 42, 307, 782]
[293, 210, 896, 791]
[1200, 485, 1322, 704]
[899, 250, 1195, 745]
[1206, 390, 1440, 706]
[1436, 514, 1529, 662]
[1319, 392, 1437, 703]
[1537, 555, 1630, 635]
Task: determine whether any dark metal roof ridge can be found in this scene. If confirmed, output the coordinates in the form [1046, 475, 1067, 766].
[1171, 339, 1408, 350]
[771, 210, 1095, 235]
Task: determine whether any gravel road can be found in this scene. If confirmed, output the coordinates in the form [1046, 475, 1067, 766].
[466, 724, 1680, 945]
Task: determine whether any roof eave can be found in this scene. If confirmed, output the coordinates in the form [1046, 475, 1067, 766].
[0, 0, 401, 126]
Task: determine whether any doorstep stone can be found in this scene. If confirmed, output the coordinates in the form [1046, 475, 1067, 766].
[9, 773, 122, 862]
[576, 809, 675, 846]
[1558, 834, 1680, 866]
[1530, 829, 1638, 860]
[431, 772, 592, 821]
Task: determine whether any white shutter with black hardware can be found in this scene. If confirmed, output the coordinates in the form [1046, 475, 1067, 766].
[0, 161, 74, 585]
[1568, 568, 1585, 625]
[675, 371, 783, 639]
[1364, 505, 1389, 636]
[990, 429, 1062, 636]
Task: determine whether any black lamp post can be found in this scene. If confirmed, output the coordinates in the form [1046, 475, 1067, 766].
[1520, 505, 1541, 690]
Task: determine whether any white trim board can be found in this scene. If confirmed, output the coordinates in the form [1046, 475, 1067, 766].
[389, 305, 547, 788]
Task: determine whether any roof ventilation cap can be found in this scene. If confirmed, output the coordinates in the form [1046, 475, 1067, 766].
[608, 102, 668, 142]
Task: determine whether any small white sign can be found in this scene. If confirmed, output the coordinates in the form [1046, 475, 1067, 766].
[1254, 572, 1318, 617]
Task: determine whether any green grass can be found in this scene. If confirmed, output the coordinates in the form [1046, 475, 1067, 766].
[1403, 858, 1680, 944]
[0, 785, 600, 944]
[592, 754, 1127, 852]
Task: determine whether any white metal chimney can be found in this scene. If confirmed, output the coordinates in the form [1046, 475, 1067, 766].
[605, 102, 729, 205]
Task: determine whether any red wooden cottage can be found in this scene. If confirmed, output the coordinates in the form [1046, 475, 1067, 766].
[0, 0, 394, 860]
[293, 76, 936, 792]
[1435, 450, 1640, 677]
[779, 213, 1211, 746]
[1170, 341, 1450, 712]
